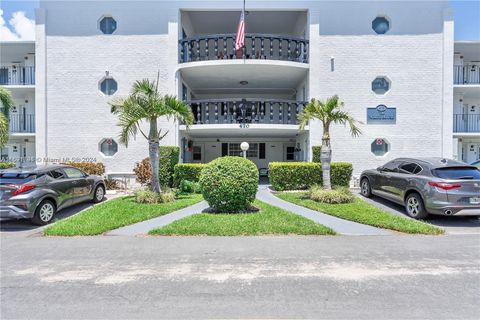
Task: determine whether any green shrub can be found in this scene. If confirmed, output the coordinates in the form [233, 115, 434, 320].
[330, 162, 353, 187]
[269, 162, 353, 191]
[173, 163, 206, 186]
[159, 146, 179, 187]
[309, 185, 355, 204]
[0, 162, 15, 169]
[312, 146, 321, 163]
[62, 162, 105, 175]
[180, 180, 202, 194]
[199, 157, 258, 212]
[134, 189, 176, 204]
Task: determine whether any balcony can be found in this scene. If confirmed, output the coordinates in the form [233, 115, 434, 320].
[9, 114, 35, 133]
[179, 34, 309, 64]
[453, 114, 480, 133]
[0, 66, 35, 86]
[187, 99, 306, 125]
[454, 65, 480, 85]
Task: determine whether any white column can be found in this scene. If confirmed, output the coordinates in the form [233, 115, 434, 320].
[441, 8, 454, 158]
[35, 8, 47, 164]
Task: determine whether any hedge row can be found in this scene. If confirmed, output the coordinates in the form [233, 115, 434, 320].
[159, 146, 180, 187]
[63, 162, 106, 176]
[173, 163, 207, 186]
[312, 146, 321, 163]
[0, 162, 15, 169]
[269, 162, 353, 191]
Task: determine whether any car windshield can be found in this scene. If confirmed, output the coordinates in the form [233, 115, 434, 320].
[0, 173, 37, 185]
[432, 167, 480, 180]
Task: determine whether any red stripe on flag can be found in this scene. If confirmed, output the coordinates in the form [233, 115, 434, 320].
[235, 12, 245, 50]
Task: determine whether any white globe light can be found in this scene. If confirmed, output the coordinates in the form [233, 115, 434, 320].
[240, 142, 249, 151]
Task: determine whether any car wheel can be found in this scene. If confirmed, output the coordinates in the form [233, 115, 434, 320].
[360, 178, 372, 198]
[32, 200, 56, 225]
[93, 185, 105, 203]
[405, 193, 428, 219]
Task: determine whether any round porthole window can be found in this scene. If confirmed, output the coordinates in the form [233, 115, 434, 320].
[99, 138, 118, 157]
[99, 78, 118, 96]
[371, 138, 390, 156]
[372, 16, 390, 34]
[99, 16, 117, 34]
[371, 76, 391, 95]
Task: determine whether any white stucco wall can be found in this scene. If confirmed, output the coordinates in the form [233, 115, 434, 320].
[36, 0, 453, 175]
[308, 1, 453, 176]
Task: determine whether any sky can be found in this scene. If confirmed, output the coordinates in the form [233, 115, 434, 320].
[0, 0, 479, 41]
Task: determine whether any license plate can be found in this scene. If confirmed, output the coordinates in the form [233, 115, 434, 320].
[470, 197, 480, 204]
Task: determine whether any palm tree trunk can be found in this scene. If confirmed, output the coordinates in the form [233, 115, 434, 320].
[148, 118, 161, 194]
[321, 132, 332, 190]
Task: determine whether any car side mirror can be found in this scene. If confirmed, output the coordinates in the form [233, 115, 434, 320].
[377, 166, 384, 172]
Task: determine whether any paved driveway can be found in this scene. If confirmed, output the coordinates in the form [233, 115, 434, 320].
[357, 192, 480, 234]
[1, 235, 479, 319]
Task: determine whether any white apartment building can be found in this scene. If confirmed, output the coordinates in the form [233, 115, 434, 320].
[1, 41, 36, 165]
[453, 42, 480, 164]
[2, 0, 476, 179]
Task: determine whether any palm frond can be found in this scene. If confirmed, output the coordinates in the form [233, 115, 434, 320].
[108, 80, 194, 146]
[0, 87, 14, 118]
[297, 95, 362, 138]
[0, 113, 9, 147]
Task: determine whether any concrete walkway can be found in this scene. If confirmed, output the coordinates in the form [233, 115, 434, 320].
[256, 186, 392, 235]
[107, 201, 209, 236]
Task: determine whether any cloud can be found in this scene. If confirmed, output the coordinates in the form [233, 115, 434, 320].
[0, 9, 35, 41]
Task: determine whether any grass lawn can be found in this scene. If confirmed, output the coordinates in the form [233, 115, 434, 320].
[44, 193, 204, 236]
[277, 192, 443, 235]
[149, 200, 335, 236]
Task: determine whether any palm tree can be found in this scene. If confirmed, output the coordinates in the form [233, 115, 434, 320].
[299, 95, 362, 190]
[110, 79, 193, 193]
[0, 87, 14, 148]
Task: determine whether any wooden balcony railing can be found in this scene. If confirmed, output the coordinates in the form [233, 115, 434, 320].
[179, 34, 309, 64]
[186, 99, 306, 125]
[453, 114, 480, 133]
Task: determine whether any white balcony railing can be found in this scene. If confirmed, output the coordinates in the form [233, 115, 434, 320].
[453, 114, 480, 133]
[9, 114, 35, 133]
[454, 64, 480, 85]
[0, 66, 35, 85]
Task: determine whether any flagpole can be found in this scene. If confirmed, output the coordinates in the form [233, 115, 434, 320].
[243, 0, 246, 63]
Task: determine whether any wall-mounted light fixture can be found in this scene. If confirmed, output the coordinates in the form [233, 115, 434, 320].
[330, 56, 335, 72]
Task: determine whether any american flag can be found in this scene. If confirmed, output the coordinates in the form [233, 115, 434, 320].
[235, 10, 245, 51]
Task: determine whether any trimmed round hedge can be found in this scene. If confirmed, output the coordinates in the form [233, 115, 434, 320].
[199, 156, 259, 212]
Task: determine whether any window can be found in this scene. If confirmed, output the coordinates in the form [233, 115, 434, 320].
[286, 146, 295, 161]
[228, 143, 242, 157]
[246, 143, 258, 158]
[100, 78, 117, 96]
[432, 167, 480, 180]
[63, 167, 86, 179]
[381, 160, 398, 172]
[399, 163, 422, 174]
[1, 147, 8, 161]
[48, 169, 65, 179]
[372, 16, 390, 34]
[371, 77, 390, 95]
[192, 146, 202, 161]
[371, 138, 390, 156]
[99, 138, 118, 157]
[99, 16, 117, 34]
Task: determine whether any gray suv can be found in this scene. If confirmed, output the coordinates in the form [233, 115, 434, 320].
[360, 158, 480, 219]
[0, 165, 106, 225]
